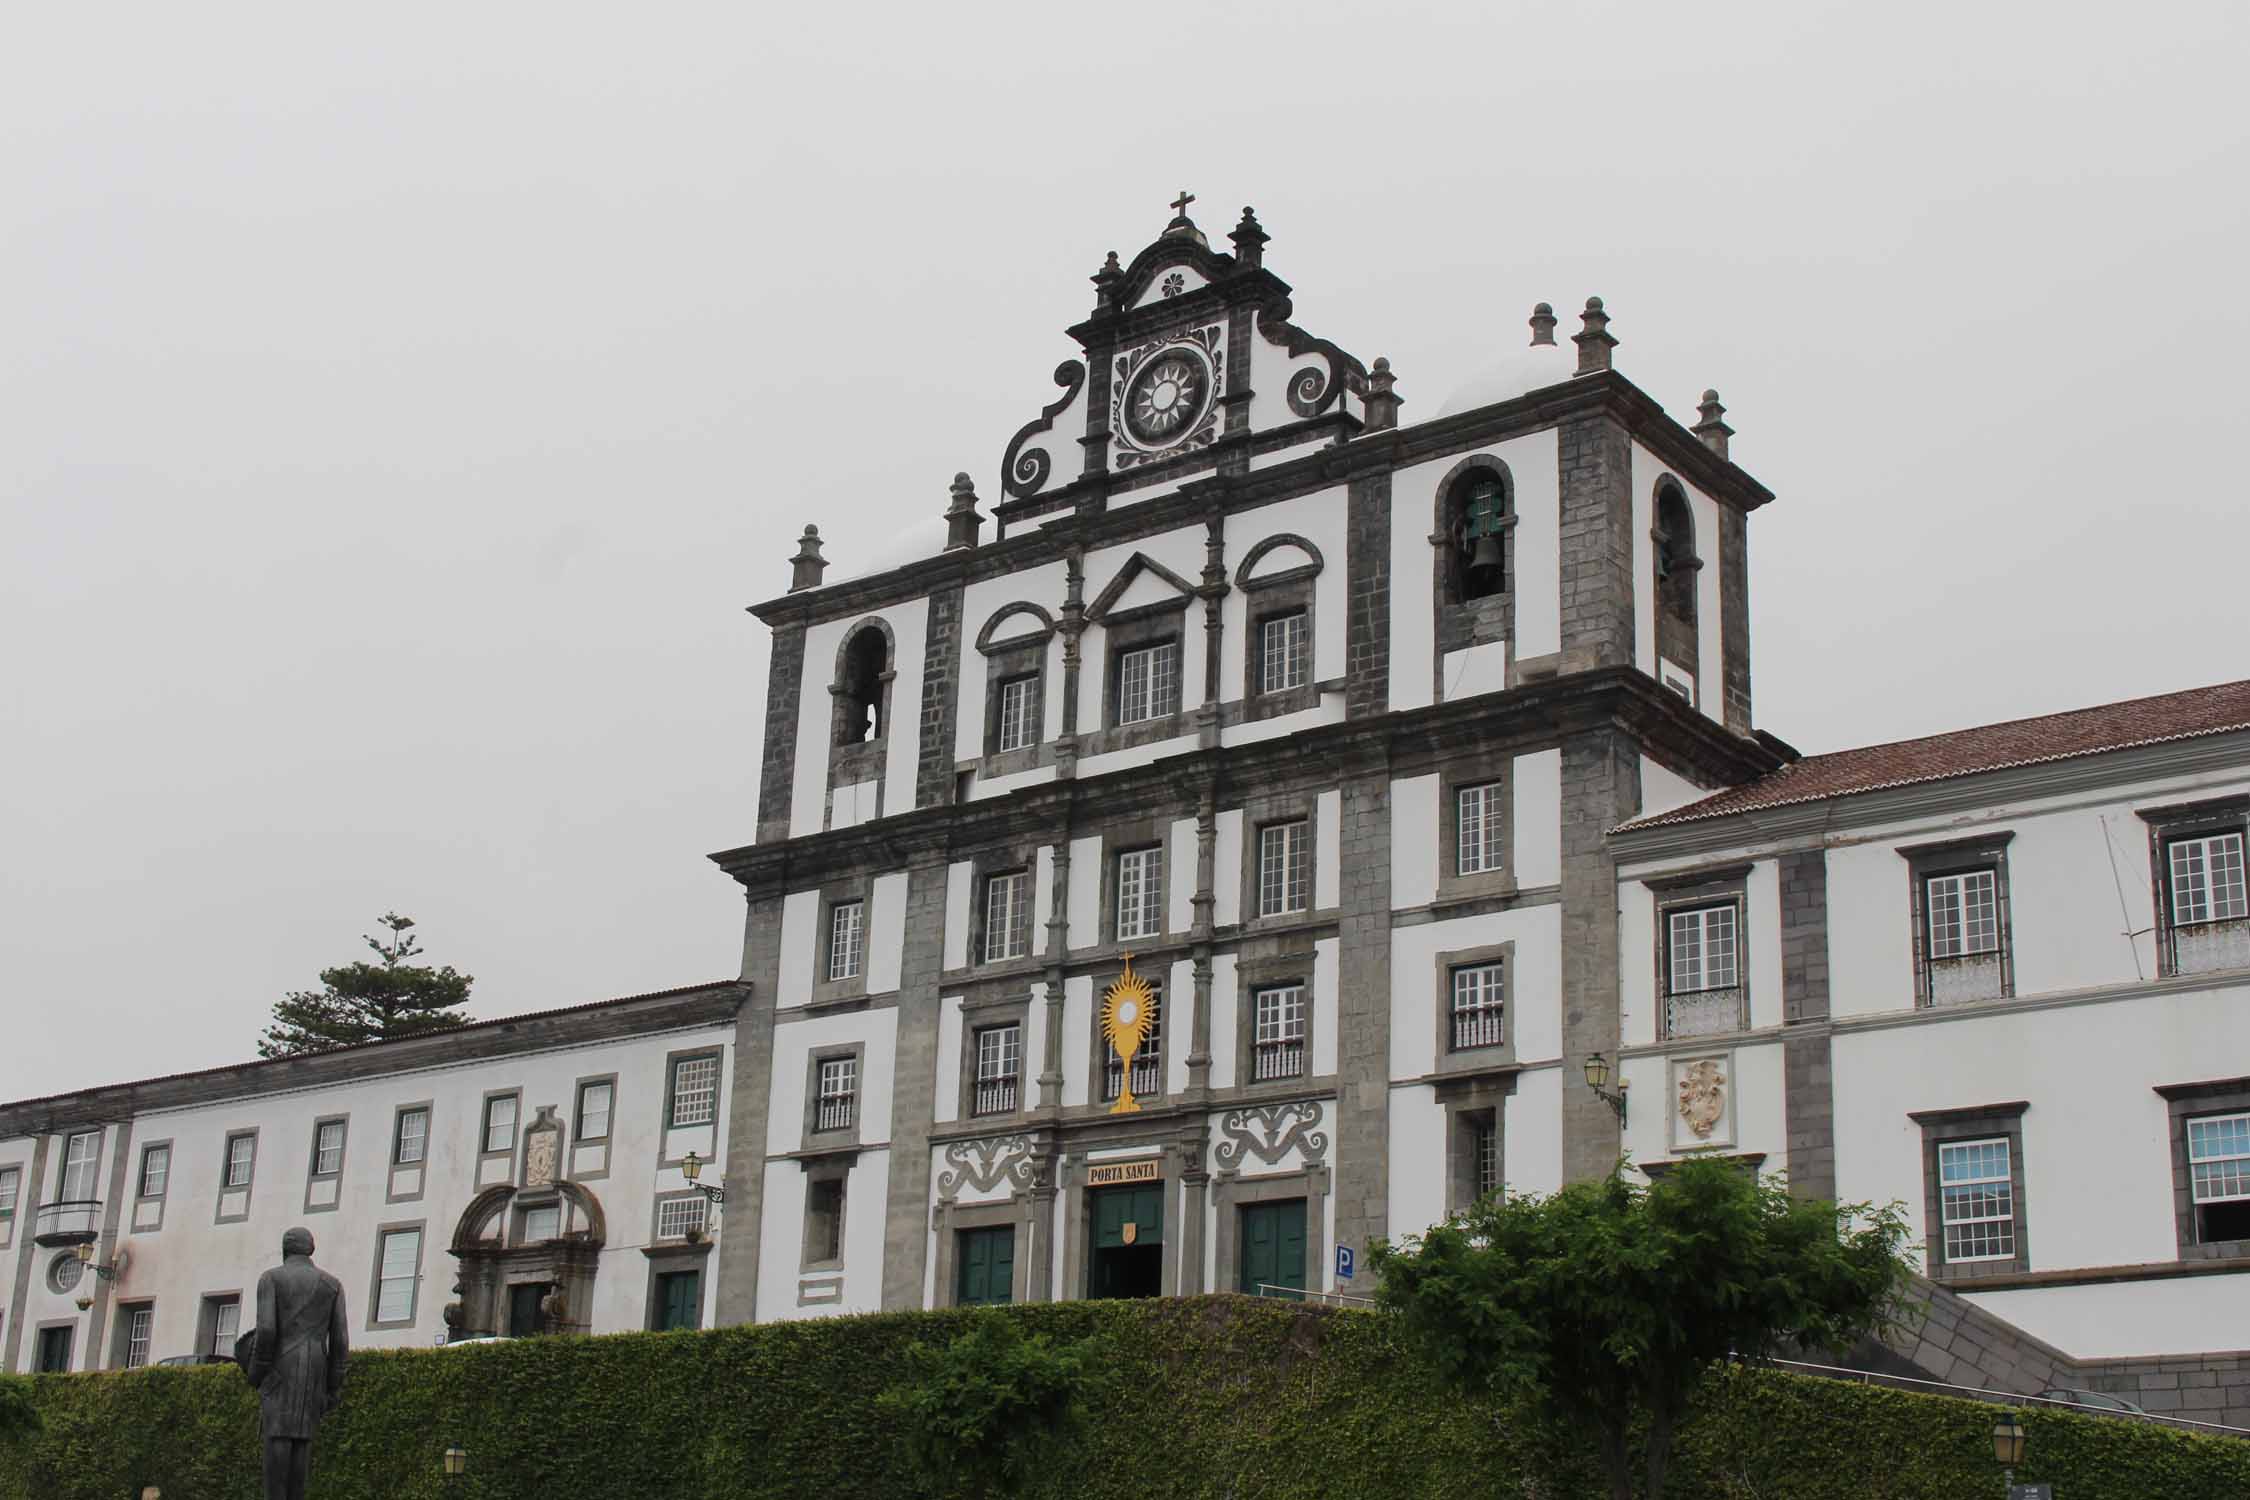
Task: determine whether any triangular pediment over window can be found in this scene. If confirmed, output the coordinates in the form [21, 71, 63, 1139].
[1086, 552, 1198, 623]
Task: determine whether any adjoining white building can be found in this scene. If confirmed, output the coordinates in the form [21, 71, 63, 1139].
[5, 203, 2245, 1422]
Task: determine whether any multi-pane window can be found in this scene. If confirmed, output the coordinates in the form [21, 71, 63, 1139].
[312, 1122, 344, 1177]
[1258, 821, 1309, 917]
[828, 900, 866, 981]
[1926, 870, 2000, 959]
[394, 1107, 429, 1165]
[1252, 985, 1307, 1081]
[1117, 847, 1163, 941]
[1664, 902, 1741, 1038]
[1259, 611, 1308, 694]
[1457, 783, 1505, 875]
[1450, 964, 1506, 1051]
[483, 1096, 519, 1155]
[2188, 1113, 2250, 1243]
[1472, 1117, 1500, 1201]
[123, 1307, 153, 1369]
[984, 871, 1031, 962]
[575, 1084, 612, 1142]
[2170, 832, 2249, 927]
[973, 1024, 1022, 1116]
[669, 1056, 720, 1128]
[224, 1133, 255, 1189]
[138, 1145, 170, 1199]
[62, 1131, 100, 1200]
[816, 1056, 858, 1133]
[996, 674, 1039, 753]
[0, 1165, 18, 1218]
[1116, 641, 1179, 725]
[1937, 1138, 2015, 1262]
[1103, 985, 1163, 1101]
[375, 1228, 421, 1323]
[657, 1196, 708, 1240]
[208, 1297, 240, 1358]
[521, 1204, 561, 1243]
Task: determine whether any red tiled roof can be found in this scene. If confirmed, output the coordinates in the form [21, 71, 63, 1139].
[1618, 679, 2250, 832]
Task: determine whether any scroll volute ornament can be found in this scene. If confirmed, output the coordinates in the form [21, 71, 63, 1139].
[1099, 955, 1156, 1115]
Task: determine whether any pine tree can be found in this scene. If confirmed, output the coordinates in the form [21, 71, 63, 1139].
[258, 912, 475, 1057]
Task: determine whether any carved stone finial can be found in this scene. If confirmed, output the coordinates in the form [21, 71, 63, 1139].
[1363, 355, 1401, 432]
[1229, 205, 1268, 269]
[944, 471, 984, 551]
[788, 525, 827, 593]
[1091, 250, 1123, 312]
[1529, 301, 1557, 347]
[1573, 295, 1617, 375]
[1693, 388, 1734, 460]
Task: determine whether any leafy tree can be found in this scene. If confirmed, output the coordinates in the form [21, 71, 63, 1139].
[876, 1310, 1107, 1499]
[258, 912, 474, 1057]
[1371, 1157, 1911, 1500]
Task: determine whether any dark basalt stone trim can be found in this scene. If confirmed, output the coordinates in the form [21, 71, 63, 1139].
[1907, 1099, 2031, 1126]
[712, 668, 1784, 895]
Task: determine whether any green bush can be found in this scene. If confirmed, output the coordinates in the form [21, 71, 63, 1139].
[3, 1298, 2243, 1499]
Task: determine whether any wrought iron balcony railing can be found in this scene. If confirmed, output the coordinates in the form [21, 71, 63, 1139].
[32, 1199, 101, 1247]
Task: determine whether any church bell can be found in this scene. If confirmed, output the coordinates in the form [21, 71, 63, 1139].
[1466, 533, 1504, 593]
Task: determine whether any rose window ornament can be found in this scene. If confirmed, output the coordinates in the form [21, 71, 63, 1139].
[1124, 350, 1209, 446]
[1161, 272, 1185, 298]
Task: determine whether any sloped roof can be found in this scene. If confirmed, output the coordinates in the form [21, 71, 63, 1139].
[1618, 679, 2250, 832]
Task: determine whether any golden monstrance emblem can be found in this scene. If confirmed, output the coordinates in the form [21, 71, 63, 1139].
[1099, 954, 1156, 1115]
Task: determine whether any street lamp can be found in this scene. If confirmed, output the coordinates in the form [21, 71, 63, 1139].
[1582, 1052, 1630, 1127]
[72, 1240, 128, 1311]
[680, 1152, 726, 1206]
[1993, 1411, 2026, 1495]
[443, 1445, 469, 1483]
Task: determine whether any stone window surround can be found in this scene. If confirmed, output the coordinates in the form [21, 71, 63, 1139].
[1435, 747, 1519, 902]
[638, 1245, 711, 1331]
[479, 1089, 521, 1165]
[1646, 864, 1752, 1039]
[1436, 1071, 1517, 1215]
[129, 1138, 172, 1237]
[1901, 830, 2017, 1007]
[1087, 601, 1193, 751]
[31, 1320, 76, 1374]
[965, 845, 1042, 969]
[975, 602, 1056, 771]
[111, 1298, 156, 1371]
[828, 616, 897, 757]
[958, 990, 1034, 1123]
[1431, 453, 1517, 656]
[385, 1100, 433, 1205]
[195, 1289, 244, 1360]
[1212, 1166, 1330, 1297]
[2139, 795, 2250, 979]
[1086, 963, 1166, 1106]
[215, 1128, 258, 1226]
[1236, 532, 1324, 723]
[1233, 944, 1319, 1089]
[802, 1041, 868, 1151]
[570, 1074, 615, 1182]
[798, 1157, 852, 1276]
[365, 1218, 427, 1332]
[933, 1197, 1033, 1308]
[1651, 476, 1703, 676]
[1058, 1135, 1189, 1300]
[649, 1188, 712, 1245]
[1433, 939, 1516, 1072]
[1098, 817, 1173, 948]
[1909, 1099, 2031, 1282]
[1240, 791, 1320, 931]
[661, 1046, 725, 1143]
[2157, 1076, 2250, 1263]
[811, 876, 875, 1004]
[302, 1113, 349, 1217]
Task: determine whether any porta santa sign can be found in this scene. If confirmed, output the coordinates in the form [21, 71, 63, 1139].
[1084, 1158, 1161, 1187]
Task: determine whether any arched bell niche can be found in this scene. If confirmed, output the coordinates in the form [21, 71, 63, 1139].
[444, 1122, 608, 1341]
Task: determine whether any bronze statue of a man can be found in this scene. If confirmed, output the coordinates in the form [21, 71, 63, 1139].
[244, 1226, 348, 1500]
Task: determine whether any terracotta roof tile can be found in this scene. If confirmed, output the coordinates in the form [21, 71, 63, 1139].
[1618, 679, 2250, 832]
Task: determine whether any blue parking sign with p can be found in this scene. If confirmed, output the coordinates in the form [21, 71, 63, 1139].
[1335, 1245, 1355, 1281]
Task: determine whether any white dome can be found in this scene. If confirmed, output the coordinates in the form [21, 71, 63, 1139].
[1434, 342, 1574, 418]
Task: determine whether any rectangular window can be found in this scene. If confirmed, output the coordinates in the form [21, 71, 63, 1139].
[521, 1204, 560, 1243]
[973, 1023, 1022, 1116]
[805, 1177, 845, 1265]
[376, 1229, 421, 1323]
[1116, 641, 1179, 725]
[1102, 984, 1163, 1101]
[1116, 847, 1163, 941]
[0, 1165, 17, 1218]
[2188, 1112, 2250, 1243]
[138, 1145, 170, 1199]
[983, 870, 1031, 962]
[2170, 832, 2249, 928]
[816, 1056, 858, 1133]
[123, 1306, 153, 1370]
[656, 1195, 709, 1240]
[1473, 1117, 1500, 1201]
[996, 674, 1039, 753]
[1259, 611, 1308, 695]
[1937, 1138, 2016, 1263]
[574, 1084, 611, 1143]
[1258, 821, 1309, 917]
[1457, 783, 1505, 876]
[207, 1297, 240, 1358]
[393, 1108, 429, 1166]
[224, 1133, 255, 1189]
[1926, 870, 2000, 959]
[61, 1131, 100, 1201]
[312, 1121, 345, 1178]
[827, 900, 866, 981]
[482, 1096, 519, 1155]
[1664, 902, 1742, 1038]
[668, 1056, 720, 1128]
[1252, 985, 1307, 1081]
[1450, 964, 1506, 1051]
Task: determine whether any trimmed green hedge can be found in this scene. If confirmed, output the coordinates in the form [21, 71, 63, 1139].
[4, 1297, 2244, 1499]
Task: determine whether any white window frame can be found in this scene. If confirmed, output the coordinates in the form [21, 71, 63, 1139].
[482, 1096, 519, 1155]
[984, 870, 1030, 962]
[1252, 984, 1307, 1081]
[0, 1166, 18, 1218]
[61, 1131, 100, 1201]
[123, 1306, 153, 1369]
[1925, 869, 2001, 960]
[2189, 1112, 2250, 1210]
[1666, 903, 1740, 995]
[972, 1023, 1022, 1116]
[394, 1108, 429, 1166]
[1258, 821, 1309, 918]
[224, 1132, 255, 1189]
[828, 899, 866, 982]
[668, 1055, 720, 1128]
[575, 1084, 611, 1143]
[2170, 831, 2249, 927]
[656, 1195, 708, 1240]
[312, 1121, 345, 1179]
[816, 1056, 858, 1133]
[1259, 610, 1308, 695]
[208, 1297, 241, 1357]
[376, 1228, 421, 1324]
[1115, 641, 1179, 726]
[1116, 847, 1163, 941]
[996, 673, 1039, 753]
[139, 1144, 170, 1199]
[1456, 782, 1505, 876]
[521, 1204, 561, 1243]
[1449, 963, 1506, 1051]
[1937, 1138, 2016, 1263]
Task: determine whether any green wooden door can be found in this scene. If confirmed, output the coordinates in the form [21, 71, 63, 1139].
[957, 1226, 1015, 1306]
[1092, 1185, 1163, 1248]
[1239, 1199, 1307, 1299]
[656, 1270, 701, 1330]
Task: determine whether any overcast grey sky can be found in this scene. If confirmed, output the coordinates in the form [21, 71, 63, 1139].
[6, 2, 2245, 1101]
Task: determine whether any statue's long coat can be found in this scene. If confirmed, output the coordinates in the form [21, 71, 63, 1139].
[248, 1257, 349, 1440]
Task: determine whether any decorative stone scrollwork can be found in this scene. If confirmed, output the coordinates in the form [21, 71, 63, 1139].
[1256, 296, 1367, 419]
[1110, 326, 1224, 470]
[1212, 1101, 1329, 1170]
[1677, 1059, 1727, 1141]
[936, 1134, 1037, 1197]
[1000, 360, 1088, 500]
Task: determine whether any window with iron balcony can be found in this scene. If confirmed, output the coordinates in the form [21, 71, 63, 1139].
[1252, 984, 1306, 1081]
[1663, 900, 1743, 1038]
[815, 1055, 858, 1133]
[973, 1023, 1022, 1116]
[1450, 963, 1505, 1051]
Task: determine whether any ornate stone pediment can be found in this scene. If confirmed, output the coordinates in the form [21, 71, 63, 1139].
[936, 1133, 1036, 1198]
[1213, 1101, 1329, 1171]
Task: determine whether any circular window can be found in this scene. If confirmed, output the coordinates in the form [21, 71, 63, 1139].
[1123, 348, 1213, 447]
[48, 1252, 84, 1295]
